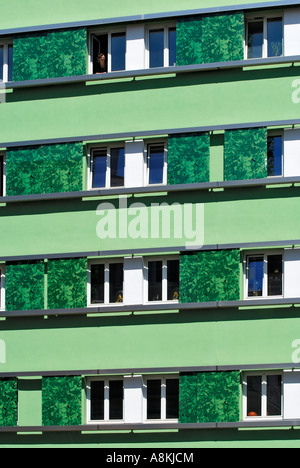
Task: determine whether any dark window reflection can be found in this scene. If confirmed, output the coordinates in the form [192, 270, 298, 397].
[169, 28, 176, 66]
[0, 47, 3, 82]
[111, 147, 125, 187]
[267, 18, 283, 57]
[8, 45, 13, 82]
[267, 375, 282, 416]
[267, 136, 282, 177]
[167, 260, 179, 301]
[147, 379, 161, 419]
[91, 264, 105, 304]
[148, 145, 164, 184]
[148, 261, 162, 301]
[109, 263, 123, 303]
[109, 380, 123, 420]
[248, 256, 264, 297]
[247, 375, 262, 416]
[149, 29, 164, 68]
[90, 381, 104, 420]
[166, 379, 179, 419]
[247, 21, 263, 58]
[267, 255, 282, 296]
[111, 33, 126, 71]
[92, 149, 107, 188]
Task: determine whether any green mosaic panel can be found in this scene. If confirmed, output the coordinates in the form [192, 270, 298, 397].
[167, 132, 210, 185]
[42, 376, 82, 426]
[176, 16, 202, 66]
[6, 142, 84, 196]
[201, 13, 245, 63]
[224, 128, 268, 181]
[179, 372, 240, 423]
[13, 28, 87, 81]
[0, 379, 18, 427]
[5, 261, 45, 311]
[47, 258, 87, 310]
[180, 250, 240, 303]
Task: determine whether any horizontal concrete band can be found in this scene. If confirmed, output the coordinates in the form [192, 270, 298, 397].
[5, 54, 300, 90]
[1, 117, 300, 150]
[0, 0, 298, 36]
[2, 175, 300, 205]
[0, 420, 299, 433]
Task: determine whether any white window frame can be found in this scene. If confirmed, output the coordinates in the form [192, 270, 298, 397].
[0, 41, 13, 83]
[244, 251, 284, 300]
[143, 375, 179, 423]
[245, 13, 284, 59]
[87, 259, 124, 306]
[86, 376, 124, 424]
[88, 28, 127, 74]
[87, 144, 125, 190]
[144, 256, 180, 304]
[145, 23, 176, 68]
[242, 372, 283, 421]
[144, 140, 168, 186]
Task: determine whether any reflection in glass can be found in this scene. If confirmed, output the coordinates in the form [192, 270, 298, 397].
[111, 147, 125, 187]
[267, 375, 282, 416]
[267, 136, 282, 177]
[247, 256, 264, 297]
[267, 255, 282, 296]
[247, 375, 262, 416]
[148, 145, 164, 184]
[169, 28, 176, 66]
[91, 264, 105, 304]
[109, 380, 123, 420]
[111, 33, 126, 71]
[148, 261, 162, 301]
[167, 260, 179, 301]
[149, 29, 164, 68]
[247, 21, 264, 58]
[267, 18, 283, 57]
[8, 45, 13, 81]
[90, 381, 104, 420]
[147, 379, 161, 419]
[92, 149, 107, 188]
[0, 47, 3, 82]
[166, 379, 179, 419]
[109, 263, 123, 303]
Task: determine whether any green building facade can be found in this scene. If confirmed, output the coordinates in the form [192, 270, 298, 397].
[0, 0, 300, 448]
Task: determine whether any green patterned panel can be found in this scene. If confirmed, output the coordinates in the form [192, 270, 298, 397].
[180, 250, 240, 303]
[47, 258, 87, 310]
[6, 142, 84, 196]
[5, 261, 45, 311]
[201, 13, 245, 63]
[13, 28, 87, 81]
[167, 132, 210, 185]
[224, 128, 268, 181]
[42, 376, 82, 426]
[179, 372, 240, 423]
[0, 379, 18, 427]
[176, 16, 202, 66]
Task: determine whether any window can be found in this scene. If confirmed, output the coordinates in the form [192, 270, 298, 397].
[243, 373, 282, 419]
[267, 134, 283, 177]
[246, 16, 283, 59]
[245, 253, 283, 298]
[0, 266, 5, 310]
[0, 154, 5, 196]
[0, 43, 13, 82]
[147, 26, 176, 68]
[89, 261, 124, 305]
[145, 377, 179, 421]
[90, 31, 126, 74]
[146, 143, 167, 185]
[89, 146, 125, 189]
[146, 258, 179, 302]
[88, 378, 124, 422]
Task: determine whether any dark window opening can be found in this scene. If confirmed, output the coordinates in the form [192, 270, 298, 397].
[91, 264, 105, 304]
[148, 261, 163, 301]
[109, 263, 124, 303]
[93, 34, 108, 74]
[90, 380, 105, 420]
[92, 33, 126, 73]
[247, 21, 264, 58]
[110, 147, 125, 187]
[148, 144, 165, 185]
[92, 148, 107, 188]
[109, 380, 123, 420]
[267, 135, 282, 177]
[267, 254, 282, 296]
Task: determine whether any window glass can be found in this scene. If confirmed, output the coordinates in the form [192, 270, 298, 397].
[168, 28, 176, 66]
[148, 145, 165, 184]
[8, 45, 13, 82]
[148, 261, 163, 301]
[267, 18, 283, 57]
[267, 136, 282, 177]
[111, 33, 126, 71]
[166, 379, 179, 419]
[90, 381, 104, 420]
[91, 264, 105, 304]
[109, 263, 123, 303]
[248, 256, 264, 297]
[267, 255, 282, 296]
[109, 380, 123, 420]
[92, 149, 107, 188]
[267, 375, 282, 416]
[247, 375, 262, 416]
[147, 379, 162, 419]
[247, 21, 264, 58]
[167, 260, 179, 301]
[111, 147, 125, 187]
[0, 46, 3, 82]
[149, 29, 164, 68]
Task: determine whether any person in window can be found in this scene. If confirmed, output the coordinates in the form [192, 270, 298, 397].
[95, 53, 107, 74]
